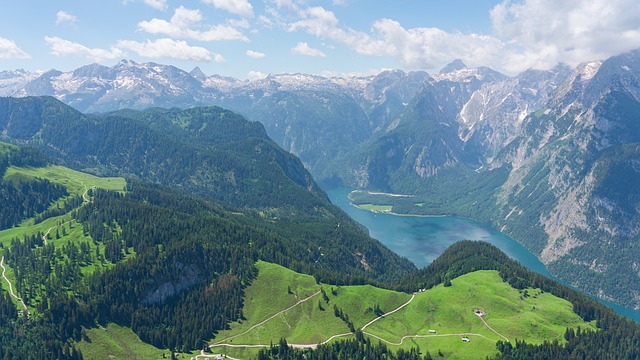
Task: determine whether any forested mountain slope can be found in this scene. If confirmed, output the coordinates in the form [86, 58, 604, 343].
[3, 51, 640, 309]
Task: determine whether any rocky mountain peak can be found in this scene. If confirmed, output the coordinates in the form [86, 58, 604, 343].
[440, 59, 467, 74]
[190, 66, 207, 82]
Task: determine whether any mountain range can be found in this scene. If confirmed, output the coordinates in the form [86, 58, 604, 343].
[2, 50, 640, 309]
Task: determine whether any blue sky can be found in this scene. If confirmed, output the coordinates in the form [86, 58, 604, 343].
[1, 0, 639, 79]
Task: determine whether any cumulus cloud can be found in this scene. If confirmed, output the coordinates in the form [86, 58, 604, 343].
[289, 6, 500, 68]
[490, 0, 640, 72]
[247, 70, 267, 80]
[285, 1, 640, 74]
[116, 38, 213, 61]
[228, 18, 251, 29]
[202, 0, 254, 18]
[56, 11, 77, 25]
[246, 50, 266, 58]
[213, 53, 226, 62]
[143, 0, 167, 11]
[45, 36, 122, 62]
[0, 37, 30, 59]
[292, 42, 326, 57]
[138, 6, 249, 41]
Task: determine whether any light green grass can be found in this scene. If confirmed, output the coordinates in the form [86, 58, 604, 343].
[0, 142, 17, 154]
[0, 165, 126, 308]
[354, 204, 393, 212]
[210, 261, 350, 358]
[363, 270, 597, 359]
[77, 323, 174, 360]
[4, 165, 126, 197]
[210, 265, 596, 360]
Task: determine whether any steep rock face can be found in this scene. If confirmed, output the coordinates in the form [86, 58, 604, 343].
[3, 54, 640, 307]
[459, 65, 573, 160]
[361, 70, 431, 131]
[338, 64, 508, 190]
[488, 51, 640, 308]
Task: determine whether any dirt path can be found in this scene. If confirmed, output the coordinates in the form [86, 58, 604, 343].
[0, 256, 29, 315]
[42, 219, 76, 246]
[475, 312, 509, 342]
[195, 351, 241, 360]
[207, 289, 514, 358]
[360, 293, 415, 330]
[363, 331, 497, 345]
[210, 290, 321, 347]
[81, 183, 96, 203]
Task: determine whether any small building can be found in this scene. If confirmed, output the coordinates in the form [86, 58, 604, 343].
[462, 337, 470, 342]
[428, 329, 436, 333]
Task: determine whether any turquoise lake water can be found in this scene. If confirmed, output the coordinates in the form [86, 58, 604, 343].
[327, 187, 640, 322]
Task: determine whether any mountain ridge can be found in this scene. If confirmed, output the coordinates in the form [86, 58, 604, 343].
[2, 50, 640, 309]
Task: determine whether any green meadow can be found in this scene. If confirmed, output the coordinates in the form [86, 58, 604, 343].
[0, 165, 126, 309]
[209, 263, 595, 359]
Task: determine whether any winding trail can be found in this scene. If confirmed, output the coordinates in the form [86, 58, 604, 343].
[42, 219, 75, 246]
[475, 312, 509, 342]
[362, 331, 497, 345]
[0, 256, 29, 315]
[210, 290, 321, 347]
[0, 179, 96, 314]
[360, 293, 415, 331]
[208, 287, 514, 358]
[195, 353, 240, 360]
[81, 183, 96, 203]
[42, 179, 94, 246]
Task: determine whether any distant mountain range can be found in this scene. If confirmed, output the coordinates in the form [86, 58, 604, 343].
[2, 50, 640, 309]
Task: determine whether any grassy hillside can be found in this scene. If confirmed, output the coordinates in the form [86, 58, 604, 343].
[4, 165, 126, 197]
[0, 165, 126, 311]
[77, 324, 168, 360]
[209, 262, 595, 360]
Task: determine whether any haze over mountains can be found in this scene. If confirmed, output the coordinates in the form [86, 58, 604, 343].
[2, 49, 640, 310]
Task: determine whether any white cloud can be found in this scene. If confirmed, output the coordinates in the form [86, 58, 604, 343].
[202, 0, 254, 18]
[213, 53, 226, 62]
[228, 18, 251, 29]
[490, 0, 640, 72]
[143, 0, 167, 11]
[138, 6, 249, 41]
[247, 70, 267, 80]
[246, 50, 266, 58]
[258, 15, 273, 28]
[56, 11, 77, 26]
[285, 1, 640, 74]
[289, 7, 500, 68]
[0, 37, 29, 59]
[292, 42, 326, 57]
[116, 38, 212, 61]
[45, 36, 122, 62]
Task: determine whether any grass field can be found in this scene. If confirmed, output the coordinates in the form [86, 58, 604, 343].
[354, 204, 393, 212]
[77, 324, 172, 360]
[4, 165, 126, 197]
[0, 165, 126, 309]
[209, 264, 596, 360]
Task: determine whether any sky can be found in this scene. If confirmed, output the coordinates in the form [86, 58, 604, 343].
[1, 0, 640, 80]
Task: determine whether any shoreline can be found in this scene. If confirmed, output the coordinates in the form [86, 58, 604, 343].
[349, 190, 447, 218]
[351, 203, 448, 218]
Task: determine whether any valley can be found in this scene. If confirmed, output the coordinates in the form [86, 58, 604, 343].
[3, 1, 640, 358]
[0, 138, 637, 359]
[4, 52, 640, 311]
[1, 61, 640, 357]
[331, 188, 640, 323]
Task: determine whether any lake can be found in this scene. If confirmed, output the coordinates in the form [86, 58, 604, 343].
[327, 187, 640, 322]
